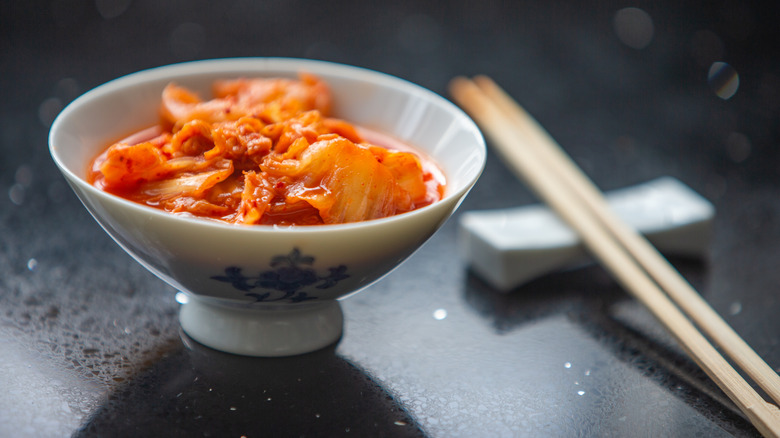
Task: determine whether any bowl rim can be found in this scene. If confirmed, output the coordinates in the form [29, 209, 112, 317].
[49, 57, 486, 234]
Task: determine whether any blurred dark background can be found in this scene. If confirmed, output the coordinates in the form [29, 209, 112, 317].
[2, 0, 779, 200]
[1, 1, 779, 437]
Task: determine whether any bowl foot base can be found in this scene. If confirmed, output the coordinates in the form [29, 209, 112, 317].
[179, 298, 343, 357]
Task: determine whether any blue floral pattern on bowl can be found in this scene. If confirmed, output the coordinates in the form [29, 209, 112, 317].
[211, 248, 349, 303]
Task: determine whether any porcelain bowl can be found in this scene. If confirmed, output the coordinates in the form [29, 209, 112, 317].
[49, 58, 485, 356]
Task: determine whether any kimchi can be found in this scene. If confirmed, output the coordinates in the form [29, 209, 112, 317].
[89, 74, 444, 226]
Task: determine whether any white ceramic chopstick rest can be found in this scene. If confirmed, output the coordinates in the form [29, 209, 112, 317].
[458, 177, 715, 292]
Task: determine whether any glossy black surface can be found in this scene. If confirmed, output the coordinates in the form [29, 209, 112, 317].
[2, 1, 778, 436]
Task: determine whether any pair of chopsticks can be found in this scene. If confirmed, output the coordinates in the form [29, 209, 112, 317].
[449, 76, 780, 437]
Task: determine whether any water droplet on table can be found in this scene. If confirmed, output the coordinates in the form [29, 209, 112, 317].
[433, 308, 447, 320]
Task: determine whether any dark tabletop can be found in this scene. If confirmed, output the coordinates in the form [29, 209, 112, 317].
[2, 1, 779, 437]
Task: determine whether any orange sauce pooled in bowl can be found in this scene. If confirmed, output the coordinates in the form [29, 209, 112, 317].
[88, 74, 445, 226]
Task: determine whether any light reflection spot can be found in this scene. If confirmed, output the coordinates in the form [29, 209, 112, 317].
[27, 258, 38, 271]
[174, 292, 189, 304]
[614, 7, 654, 49]
[38, 97, 63, 127]
[708, 62, 739, 100]
[9, 184, 25, 205]
[729, 301, 742, 316]
[433, 308, 447, 320]
[577, 390, 586, 396]
[564, 362, 572, 369]
[15, 165, 33, 187]
[55, 77, 80, 102]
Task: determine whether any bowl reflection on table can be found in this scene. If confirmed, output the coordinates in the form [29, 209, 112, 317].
[48, 58, 485, 357]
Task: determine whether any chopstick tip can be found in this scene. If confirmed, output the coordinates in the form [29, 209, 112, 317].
[447, 76, 471, 94]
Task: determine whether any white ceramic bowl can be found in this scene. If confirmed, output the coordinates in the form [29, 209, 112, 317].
[49, 58, 485, 356]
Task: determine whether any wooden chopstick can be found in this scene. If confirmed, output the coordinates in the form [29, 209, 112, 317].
[449, 76, 780, 437]
[470, 74, 780, 408]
